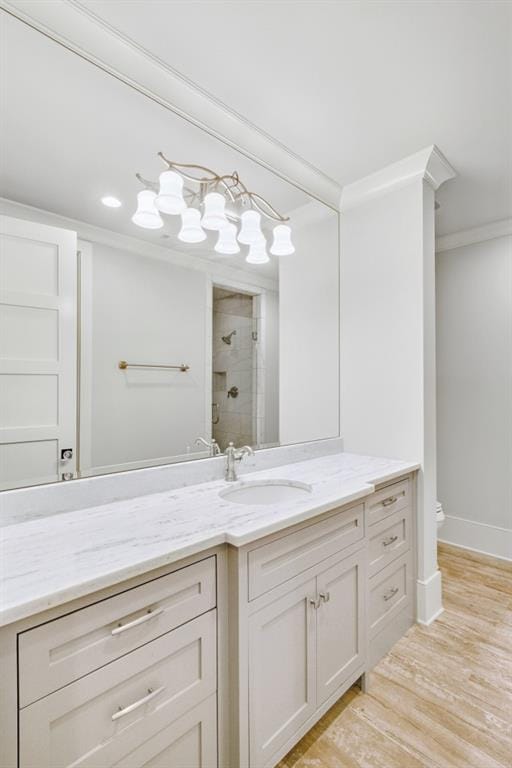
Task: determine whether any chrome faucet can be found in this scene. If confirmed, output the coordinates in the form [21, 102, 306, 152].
[224, 441, 255, 482]
[195, 437, 221, 457]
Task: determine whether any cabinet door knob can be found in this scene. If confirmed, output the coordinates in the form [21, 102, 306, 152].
[319, 591, 330, 603]
[309, 596, 322, 610]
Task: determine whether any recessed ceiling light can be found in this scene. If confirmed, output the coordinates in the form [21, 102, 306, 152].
[101, 196, 122, 208]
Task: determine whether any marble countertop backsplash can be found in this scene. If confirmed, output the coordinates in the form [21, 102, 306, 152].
[0, 451, 419, 627]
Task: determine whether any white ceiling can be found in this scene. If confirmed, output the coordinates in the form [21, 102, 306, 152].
[1, 13, 325, 281]
[77, 0, 512, 236]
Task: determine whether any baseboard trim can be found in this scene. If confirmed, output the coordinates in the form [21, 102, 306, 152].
[416, 605, 444, 627]
[416, 568, 443, 625]
[439, 515, 512, 562]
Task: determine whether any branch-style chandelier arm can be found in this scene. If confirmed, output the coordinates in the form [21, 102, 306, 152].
[135, 172, 158, 193]
[236, 191, 290, 223]
[157, 151, 235, 201]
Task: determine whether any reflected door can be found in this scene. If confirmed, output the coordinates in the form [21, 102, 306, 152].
[0, 215, 77, 489]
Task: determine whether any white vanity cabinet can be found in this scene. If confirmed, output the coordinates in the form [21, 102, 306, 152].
[0, 471, 417, 768]
[14, 556, 219, 768]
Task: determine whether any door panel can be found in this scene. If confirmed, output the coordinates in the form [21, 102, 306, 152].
[0, 215, 77, 488]
[249, 577, 317, 767]
[316, 550, 366, 705]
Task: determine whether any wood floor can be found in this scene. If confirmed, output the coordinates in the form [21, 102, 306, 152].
[277, 543, 512, 768]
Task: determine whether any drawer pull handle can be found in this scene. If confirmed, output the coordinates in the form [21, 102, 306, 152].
[111, 607, 164, 636]
[383, 535, 399, 547]
[383, 586, 399, 602]
[112, 686, 166, 721]
[382, 496, 398, 507]
[319, 591, 330, 603]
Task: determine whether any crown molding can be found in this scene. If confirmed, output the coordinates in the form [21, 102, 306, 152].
[340, 145, 456, 212]
[0, 0, 342, 210]
[436, 217, 512, 253]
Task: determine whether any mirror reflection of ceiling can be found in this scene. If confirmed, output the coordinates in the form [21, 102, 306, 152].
[0, 13, 310, 278]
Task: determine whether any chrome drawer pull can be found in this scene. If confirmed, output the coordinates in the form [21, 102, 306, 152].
[112, 686, 166, 721]
[319, 592, 330, 603]
[111, 607, 164, 636]
[383, 586, 399, 602]
[382, 535, 399, 547]
[382, 496, 398, 507]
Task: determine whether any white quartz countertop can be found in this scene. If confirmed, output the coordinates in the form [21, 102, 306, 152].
[0, 452, 419, 627]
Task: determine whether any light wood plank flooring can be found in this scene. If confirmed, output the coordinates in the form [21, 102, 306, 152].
[277, 542, 512, 768]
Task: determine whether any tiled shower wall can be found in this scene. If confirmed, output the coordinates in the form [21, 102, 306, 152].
[212, 289, 255, 451]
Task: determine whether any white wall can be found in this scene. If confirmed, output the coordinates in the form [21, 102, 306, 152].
[436, 232, 512, 560]
[279, 205, 340, 444]
[81, 242, 208, 473]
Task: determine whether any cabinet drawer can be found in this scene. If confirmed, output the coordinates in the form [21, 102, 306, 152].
[368, 507, 411, 577]
[367, 478, 410, 527]
[19, 557, 216, 707]
[248, 504, 364, 600]
[19, 610, 217, 768]
[369, 553, 411, 638]
[112, 694, 217, 768]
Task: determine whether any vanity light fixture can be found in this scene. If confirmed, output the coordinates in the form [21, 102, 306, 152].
[178, 207, 207, 243]
[246, 241, 270, 265]
[215, 223, 240, 255]
[131, 189, 163, 229]
[155, 170, 186, 215]
[270, 224, 295, 256]
[201, 192, 228, 231]
[101, 195, 122, 208]
[132, 152, 293, 264]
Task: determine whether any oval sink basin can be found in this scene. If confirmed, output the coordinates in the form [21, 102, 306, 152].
[220, 479, 312, 505]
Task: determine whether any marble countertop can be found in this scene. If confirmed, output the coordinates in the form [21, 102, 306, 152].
[0, 452, 419, 627]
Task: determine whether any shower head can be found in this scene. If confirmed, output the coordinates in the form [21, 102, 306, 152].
[222, 330, 237, 345]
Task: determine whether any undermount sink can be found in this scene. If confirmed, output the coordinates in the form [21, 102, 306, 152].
[219, 479, 313, 505]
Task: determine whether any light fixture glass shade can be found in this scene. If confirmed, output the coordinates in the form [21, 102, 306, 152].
[246, 241, 270, 264]
[155, 170, 186, 214]
[131, 190, 164, 229]
[215, 224, 240, 255]
[238, 210, 263, 244]
[270, 224, 295, 255]
[178, 208, 206, 243]
[201, 192, 228, 230]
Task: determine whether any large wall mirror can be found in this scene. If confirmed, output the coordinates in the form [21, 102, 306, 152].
[0, 13, 340, 490]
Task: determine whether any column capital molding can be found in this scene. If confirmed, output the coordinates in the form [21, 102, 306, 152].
[340, 145, 456, 212]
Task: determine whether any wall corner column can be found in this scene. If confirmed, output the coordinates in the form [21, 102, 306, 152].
[339, 145, 456, 625]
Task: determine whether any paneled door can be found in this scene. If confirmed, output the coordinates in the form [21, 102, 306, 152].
[0, 215, 77, 489]
[249, 577, 317, 767]
[316, 550, 366, 705]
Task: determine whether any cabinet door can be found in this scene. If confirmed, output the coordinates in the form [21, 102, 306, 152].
[316, 550, 366, 706]
[249, 578, 317, 767]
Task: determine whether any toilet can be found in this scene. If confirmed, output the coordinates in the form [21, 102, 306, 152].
[436, 500, 446, 532]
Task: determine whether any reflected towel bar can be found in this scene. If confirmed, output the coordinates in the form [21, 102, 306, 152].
[118, 360, 190, 372]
